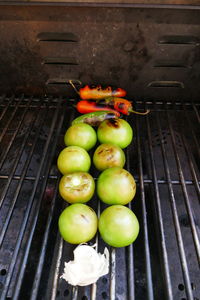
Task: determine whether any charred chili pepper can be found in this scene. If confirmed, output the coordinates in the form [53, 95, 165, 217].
[103, 97, 150, 115]
[76, 100, 120, 117]
[69, 80, 126, 100]
[72, 111, 118, 126]
[79, 85, 126, 100]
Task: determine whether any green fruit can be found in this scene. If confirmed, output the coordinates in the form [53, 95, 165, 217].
[58, 204, 98, 244]
[57, 146, 91, 175]
[97, 119, 133, 149]
[59, 172, 95, 204]
[99, 205, 139, 247]
[64, 123, 97, 151]
[93, 143, 125, 171]
[97, 167, 136, 205]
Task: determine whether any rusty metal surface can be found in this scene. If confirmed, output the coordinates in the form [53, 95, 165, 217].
[1, 5, 200, 101]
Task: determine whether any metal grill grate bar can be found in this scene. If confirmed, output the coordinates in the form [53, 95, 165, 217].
[28, 105, 65, 300]
[109, 248, 116, 300]
[0, 97, 33, 170]
[181, 135, 200, 197]
[166, 111, 200, 263]
[154, 111, 194, 300]
[126, 147, 135, 300]
[135, 116, 155, 300]
[145, 112, 173, 300]
[51, 236, 64, 300]
[90, 200, 101, 300]
[0, 102, 45, 245]
[0, 98, 62, 299]
[0, 96, 23, 144]
[0, 95, 13, 123]
[12, 99, 64, 300]
[192, 102, 200, 124]
[183, 103, 200, 161]
[0, 174, 199, 185]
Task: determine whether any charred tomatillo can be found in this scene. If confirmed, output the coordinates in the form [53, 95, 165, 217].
[97, 118, 133, 149]
[59, 172, 95, 204]
[93, 143, 125, 171]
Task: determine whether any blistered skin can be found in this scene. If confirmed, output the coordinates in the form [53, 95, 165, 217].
[93, 143, 126, 171]
[59, 172, 95, 203]
[97, 119, 133, 149]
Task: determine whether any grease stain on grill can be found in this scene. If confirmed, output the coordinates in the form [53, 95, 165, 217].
[102, 277, 108, 284]
[122, 23, 151, 83]
[63, 289, 69, 297]
[102, 291, 108, 299]
[0, 269, 6, 276]
[179, 214, 199, 227]
[178, 283, 185, 291]
[191, 282, 196, 290]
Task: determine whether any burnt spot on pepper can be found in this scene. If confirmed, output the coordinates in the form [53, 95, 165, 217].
[118, 102, 126, 110]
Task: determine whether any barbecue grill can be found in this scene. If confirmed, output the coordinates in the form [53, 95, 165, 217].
[0, 1, 199, 300]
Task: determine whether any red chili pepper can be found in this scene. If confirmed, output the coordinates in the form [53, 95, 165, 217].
[79, 85, 126, 100]
[76, 100, 120, 117]
[103, 97, 150, 115]
[68, 80, 126, 100]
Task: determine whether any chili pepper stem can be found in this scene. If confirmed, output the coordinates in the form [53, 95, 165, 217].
[129, 109, 150, 115]
[68, 79, 82, 95]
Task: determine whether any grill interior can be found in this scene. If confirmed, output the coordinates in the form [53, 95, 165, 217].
[1, 2, 200, 299]
[0, 95, 199, 300]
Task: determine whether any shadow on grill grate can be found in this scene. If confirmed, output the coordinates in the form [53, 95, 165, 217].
[0, 95, 199, 300]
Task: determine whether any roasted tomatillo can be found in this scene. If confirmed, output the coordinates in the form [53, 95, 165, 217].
[93, 143, 125, 171]
[59, 172, 95, 204]
[98, 205, 139, 247]
[97, 118, 133, 149]
[64, 123, 97, 151]
[58, 204, 98, 244]
[57, 146, 91, 175]
[97, 167, 136, 205]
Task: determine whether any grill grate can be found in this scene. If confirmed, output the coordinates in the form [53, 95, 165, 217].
[0, 95, 199, 300]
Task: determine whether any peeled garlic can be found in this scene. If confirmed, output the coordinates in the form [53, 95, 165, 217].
[61, 244, 109, 286]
